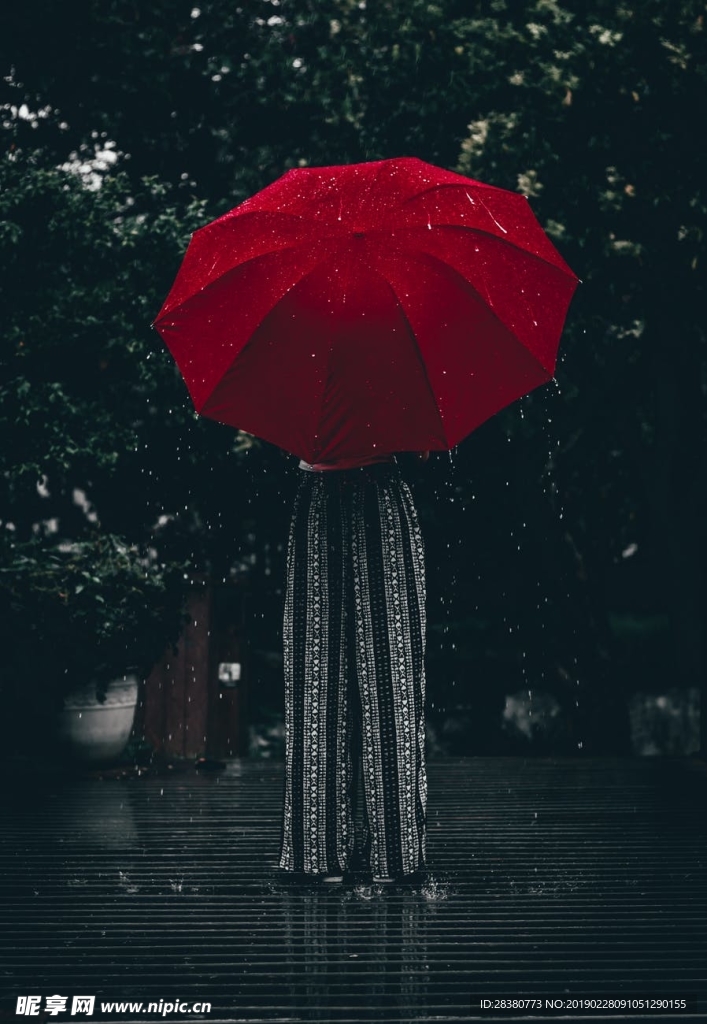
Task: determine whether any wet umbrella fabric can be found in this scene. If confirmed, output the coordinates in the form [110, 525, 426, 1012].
[153, 156, 579, 465]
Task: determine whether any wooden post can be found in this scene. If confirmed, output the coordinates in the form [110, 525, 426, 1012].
[206, 578, 249, 759]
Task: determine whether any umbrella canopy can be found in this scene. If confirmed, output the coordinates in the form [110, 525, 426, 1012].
[153, 156, 579, 464]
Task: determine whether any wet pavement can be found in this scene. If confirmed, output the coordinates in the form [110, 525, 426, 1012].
[1, 755, 706, 1022]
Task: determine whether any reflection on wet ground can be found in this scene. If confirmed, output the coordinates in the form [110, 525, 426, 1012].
[1, 756, 706, 1021]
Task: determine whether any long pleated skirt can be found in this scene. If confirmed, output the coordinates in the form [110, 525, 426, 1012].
[278, 461, 427, 879]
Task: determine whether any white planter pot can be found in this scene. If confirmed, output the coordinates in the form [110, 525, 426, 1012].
[56, 673, 140, 764]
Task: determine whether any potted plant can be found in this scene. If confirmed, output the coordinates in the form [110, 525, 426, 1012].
[0, 529, 191, 764]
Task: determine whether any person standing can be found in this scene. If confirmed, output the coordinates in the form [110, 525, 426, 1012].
[278, 450, 429, 883]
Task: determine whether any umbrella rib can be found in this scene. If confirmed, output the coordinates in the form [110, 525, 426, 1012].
[393, 179, 511, 215]
[374, 272, 450, 449]
[209, 204, 374, 235]
[197, 206, 312, 232]
[412, 247, 557, 377]
[155, 241, 311, 323]
[390, 184, 577, 276]
[199, 253, 339, 428]
[444, 223, 577, 279]
[398, 221, 578, 280]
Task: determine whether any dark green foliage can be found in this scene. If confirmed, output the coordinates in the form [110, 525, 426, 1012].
[0, 530, 191, 704]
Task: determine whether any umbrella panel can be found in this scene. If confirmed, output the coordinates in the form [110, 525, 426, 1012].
[199, 243, 550, 464]
[201, 249, 442, 462]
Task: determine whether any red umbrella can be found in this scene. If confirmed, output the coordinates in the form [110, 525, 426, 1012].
[153, 157, 578, 464]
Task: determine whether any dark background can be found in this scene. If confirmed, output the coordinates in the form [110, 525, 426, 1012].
[1, 0, 705, 757]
